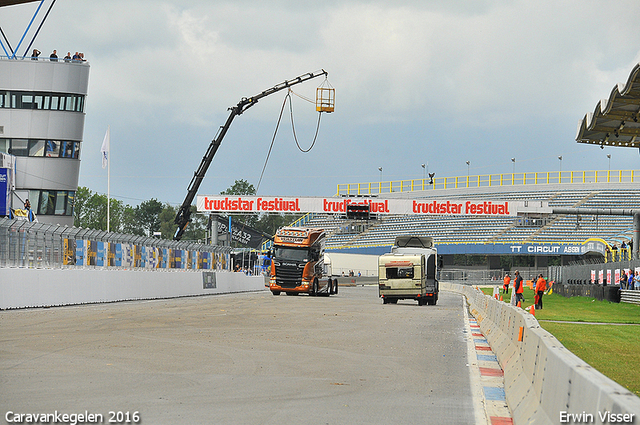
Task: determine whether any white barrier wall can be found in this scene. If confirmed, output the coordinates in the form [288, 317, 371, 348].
[0, 268, 266, 309]
[441, 282, 640, 425]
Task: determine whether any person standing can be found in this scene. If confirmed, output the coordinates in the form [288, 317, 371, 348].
[514, 270, 524, 305]
[620, 269, 628, 290]
[535, 274, 547, 309]
[49, 50, 58, 62]
[503, 273, 511, 294]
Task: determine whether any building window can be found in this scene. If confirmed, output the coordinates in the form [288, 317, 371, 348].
[26, 189, 74, 216]
[0, 138, 80, 158]
[0, 90, 85, 113]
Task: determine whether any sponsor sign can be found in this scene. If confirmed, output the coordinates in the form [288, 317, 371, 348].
[0, 168, 9, 216]
[197, 195, 519, 217]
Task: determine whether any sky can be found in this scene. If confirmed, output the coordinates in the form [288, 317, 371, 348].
[2, 0, 640, 208]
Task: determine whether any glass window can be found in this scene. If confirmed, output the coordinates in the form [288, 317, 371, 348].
[0, 91, 8, 108]
[20, 94, 35, 109]
[72, 142, 80, 159]
[39, 190, 55, 215]
[0, 138, 7, 153]
[34, 95, 43, 109]
[76, 96, 84, 112]
[66, 191, 75, 216]
[11, 93, 17, 108]
[43, 95, 50, 110]
[385, 266, 414, 279]
[10, 139, 29, 156]
[29, 140, 45, 157]
[50, 95, 59, 110]
[65, 96, 75, 111]
[28, 190, 40, 211]
[61, 141, 74, 158]
[55, 191, 66, 215]
[45, 140, 60, 157]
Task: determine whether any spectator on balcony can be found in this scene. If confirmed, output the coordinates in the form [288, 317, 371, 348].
[63, 52, 71, 62]
[49, 50, 58, 62]
[620, 269, 628, 290]
[31, 49, 41, 60]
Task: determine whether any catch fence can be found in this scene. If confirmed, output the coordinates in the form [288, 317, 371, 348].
[0, 218, 232, 271]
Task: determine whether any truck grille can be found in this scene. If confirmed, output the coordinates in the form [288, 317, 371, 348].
[275, 264, 303, 288]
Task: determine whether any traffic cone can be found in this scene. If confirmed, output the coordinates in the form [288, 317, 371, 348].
[500, 295, 503, 301]
[528, 305, 535, 316]
[517, 301, 521, 308]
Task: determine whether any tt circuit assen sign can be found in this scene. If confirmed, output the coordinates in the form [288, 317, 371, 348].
[197, 195, 521, 217]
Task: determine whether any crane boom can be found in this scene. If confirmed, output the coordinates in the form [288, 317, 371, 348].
[174, 69, 328, 240]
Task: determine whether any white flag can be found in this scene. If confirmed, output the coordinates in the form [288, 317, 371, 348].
[101, 126, 110, 169]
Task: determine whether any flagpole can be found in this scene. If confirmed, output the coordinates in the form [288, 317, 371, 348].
[107, 126, 110, 232]
[101, 126, 111, 232]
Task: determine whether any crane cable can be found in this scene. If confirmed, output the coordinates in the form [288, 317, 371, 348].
[256, 90, 323, 193]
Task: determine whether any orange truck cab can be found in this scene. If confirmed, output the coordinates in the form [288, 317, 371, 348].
[269, 227, 337, 296]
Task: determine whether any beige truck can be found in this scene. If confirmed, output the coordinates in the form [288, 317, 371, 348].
[378, 236, 438, 305]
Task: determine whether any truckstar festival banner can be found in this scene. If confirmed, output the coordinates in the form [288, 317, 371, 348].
[197, 195, 520, 217]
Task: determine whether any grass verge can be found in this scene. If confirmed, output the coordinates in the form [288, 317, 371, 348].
[478, 285, 640, 396]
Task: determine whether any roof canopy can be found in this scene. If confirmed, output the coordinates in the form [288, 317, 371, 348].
[576, 63, 640, 149]
[0, 0, 40, 6]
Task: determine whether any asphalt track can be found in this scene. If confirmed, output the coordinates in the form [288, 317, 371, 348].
[1, 286, 477, 424]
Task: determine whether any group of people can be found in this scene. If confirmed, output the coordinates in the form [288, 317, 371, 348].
[502, 270, 548, 310]
[605, 240, 634, 261]
[619, 269, 640, 290]
[30, 49, 86, 62]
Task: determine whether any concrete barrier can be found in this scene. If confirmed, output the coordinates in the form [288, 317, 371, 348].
[0, 268, 266, 309]
[442, 281, 640, 425]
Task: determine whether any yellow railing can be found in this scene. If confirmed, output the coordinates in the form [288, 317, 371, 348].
[336, 170, 639, 196]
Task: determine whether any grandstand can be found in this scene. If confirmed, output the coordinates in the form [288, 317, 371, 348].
[307, 170, 640, 262]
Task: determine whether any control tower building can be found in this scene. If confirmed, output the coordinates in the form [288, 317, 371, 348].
[0, 0, 89, 226]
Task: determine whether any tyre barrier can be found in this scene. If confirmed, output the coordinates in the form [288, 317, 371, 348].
[441, 282, 640, 425]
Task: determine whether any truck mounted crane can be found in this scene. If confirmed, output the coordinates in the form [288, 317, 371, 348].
[173, 70, 329, 240]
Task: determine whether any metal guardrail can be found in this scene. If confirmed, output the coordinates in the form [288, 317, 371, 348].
[0, 218, 231, 270]
[336, 169, 640, 195]
[621, 290, 640, 305]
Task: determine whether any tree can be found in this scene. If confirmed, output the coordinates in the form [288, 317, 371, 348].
[136, 198, 163, 236]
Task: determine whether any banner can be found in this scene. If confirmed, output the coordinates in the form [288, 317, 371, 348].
[217, 220, 266, 249]
[197, 195, 521, 217]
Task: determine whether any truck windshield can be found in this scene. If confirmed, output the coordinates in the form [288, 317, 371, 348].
[386, 266, 414, 279]
[274, 246, 310, 262]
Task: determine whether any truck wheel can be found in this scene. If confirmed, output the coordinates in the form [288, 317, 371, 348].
[271, 291, 280, 296]
[312, 278, 319, 296]
[382, 297, 389, 304]
[333, 279, 338, 295]
[328, 278, 334, 295]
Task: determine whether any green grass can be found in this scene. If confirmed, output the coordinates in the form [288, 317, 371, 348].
[479, 285, 640, 396]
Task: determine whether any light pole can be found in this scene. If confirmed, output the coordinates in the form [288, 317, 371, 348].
[378, 166, 383, 183]
[607, 154, 611, 171]
[466, 161, 470, 178]
[511, 157, 516, 174]
[421, 163, 426, 181]
[558, 155, 563, 182]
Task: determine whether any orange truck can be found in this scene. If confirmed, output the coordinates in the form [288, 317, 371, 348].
[269, 227, 337, 296]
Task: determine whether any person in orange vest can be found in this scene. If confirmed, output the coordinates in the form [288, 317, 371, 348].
[514, 270, 524, 305]
[535, 273, 547, 309]
[502, 272, 511, 294]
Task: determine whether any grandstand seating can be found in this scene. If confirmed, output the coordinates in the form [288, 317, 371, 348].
[314, 180, 640, 250]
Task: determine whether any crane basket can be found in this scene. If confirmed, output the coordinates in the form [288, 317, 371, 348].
[316, 86, 335, 113]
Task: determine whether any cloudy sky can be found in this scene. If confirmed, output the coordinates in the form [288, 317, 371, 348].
[3, 0, 640, 206]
